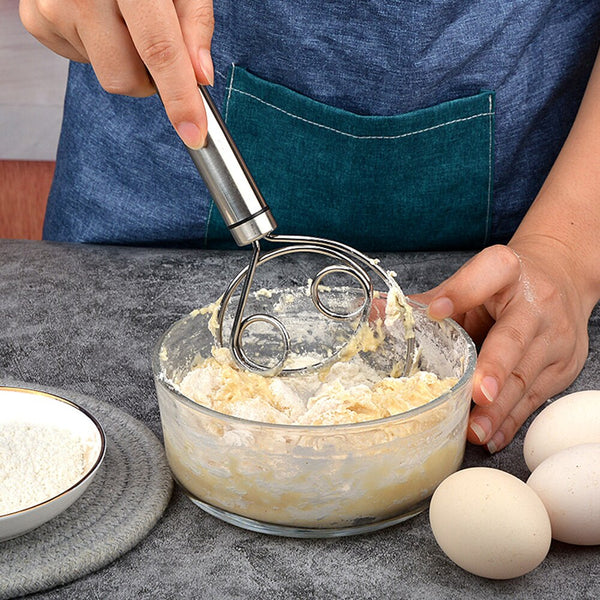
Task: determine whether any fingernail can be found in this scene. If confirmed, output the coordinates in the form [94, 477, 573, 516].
[480, 376, 498, 404]
[427, 297, 454, 320]
[487, 431, 505, 454]
[176, 121, 204, 149]
[469, 416, 492, 444]
[198, 48, 214, 86]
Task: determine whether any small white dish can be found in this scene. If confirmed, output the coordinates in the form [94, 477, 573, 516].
[0, 387, 106, 541]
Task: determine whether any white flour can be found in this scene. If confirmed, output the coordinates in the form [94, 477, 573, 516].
[0, 422, 89, 515]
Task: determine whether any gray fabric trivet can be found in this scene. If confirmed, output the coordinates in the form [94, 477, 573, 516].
[0, 383, 173, 600]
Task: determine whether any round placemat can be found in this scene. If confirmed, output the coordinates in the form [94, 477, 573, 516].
[0, 382, 173, 600]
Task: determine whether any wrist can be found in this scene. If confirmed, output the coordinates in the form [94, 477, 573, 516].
[509, 231, 600, 317]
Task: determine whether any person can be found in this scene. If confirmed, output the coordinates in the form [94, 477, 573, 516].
[18, 0, 600, 454]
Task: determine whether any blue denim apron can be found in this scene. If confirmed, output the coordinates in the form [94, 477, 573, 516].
[44, 1, 600, 250]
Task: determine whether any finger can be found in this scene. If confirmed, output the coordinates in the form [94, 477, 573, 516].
[77, 1, 155, 96]
[411, 279, 458, 308]
[426, 245, 521, 320]
[19, 0, 89, 62]
[118, 0, 206, 148]
[485, 389, 546, 454]
[473, 366, 564, 453]
[483, 339, 584, 453]
[468, 361, 540, 446]
[413, 292, 495, 346]
[467, 335, 554, 446]
[175, 0, 215, 85]
[471, 303, 540, 406]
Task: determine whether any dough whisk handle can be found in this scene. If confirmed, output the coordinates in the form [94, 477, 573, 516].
[186, 86, 277, 247]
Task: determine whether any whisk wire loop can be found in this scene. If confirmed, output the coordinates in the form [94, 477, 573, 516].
[217, 234, 401, 376]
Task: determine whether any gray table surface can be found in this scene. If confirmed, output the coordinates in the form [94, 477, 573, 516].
[1, 239, 598, 600]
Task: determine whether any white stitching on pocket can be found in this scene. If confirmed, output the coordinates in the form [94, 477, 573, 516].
[228, 86, 495, 141]
[224, 63, 237, 124]
[215, 68, 228, 81]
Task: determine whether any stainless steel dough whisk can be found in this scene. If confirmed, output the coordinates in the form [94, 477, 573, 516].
[186, 86, 413, 377]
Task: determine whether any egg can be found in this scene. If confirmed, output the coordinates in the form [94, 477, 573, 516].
[429, 467, 551, 579]
[527, 443, 600, 545]
[523, 390, 600, 471]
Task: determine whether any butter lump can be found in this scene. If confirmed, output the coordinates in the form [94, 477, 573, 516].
[177, 347, 457, 426]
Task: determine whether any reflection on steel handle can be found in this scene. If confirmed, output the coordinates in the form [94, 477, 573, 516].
[186, 86, 277, 246]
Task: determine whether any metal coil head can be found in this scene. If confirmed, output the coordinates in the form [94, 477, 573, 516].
[215, 234, 415, 378]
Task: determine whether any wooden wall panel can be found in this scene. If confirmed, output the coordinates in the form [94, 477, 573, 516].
[0, 160, 53, 240]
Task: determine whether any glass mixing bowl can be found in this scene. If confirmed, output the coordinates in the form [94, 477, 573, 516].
[153, 298, 476, 538]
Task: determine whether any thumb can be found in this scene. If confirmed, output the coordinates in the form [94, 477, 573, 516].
[420, 245, 521, 320]
[177, 0, 215, 85]
[410, 287, 443, 307]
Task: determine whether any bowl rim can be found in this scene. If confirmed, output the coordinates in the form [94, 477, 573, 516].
[0, 386, 106, 519]
[152, 303, 477, 432]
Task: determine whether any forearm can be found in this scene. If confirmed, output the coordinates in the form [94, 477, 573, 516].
[511, 47, 600, 312]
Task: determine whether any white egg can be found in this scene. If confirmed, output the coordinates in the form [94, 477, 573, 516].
[523, 390, 600, 471]
[527, 443, 600, 545]
[429, 467, 551, 579]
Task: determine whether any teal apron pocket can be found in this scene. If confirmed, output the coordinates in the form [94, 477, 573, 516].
[205, 66, 494, 251]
